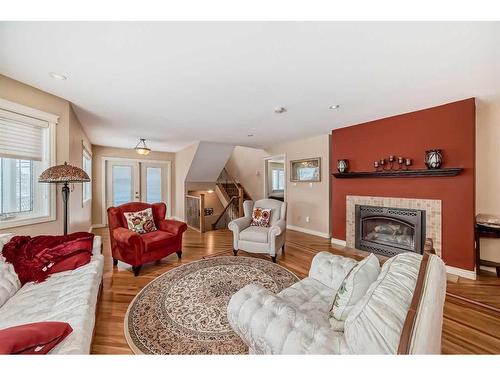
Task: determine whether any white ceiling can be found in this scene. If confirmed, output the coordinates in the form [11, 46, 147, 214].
[1, 22, 499, 152]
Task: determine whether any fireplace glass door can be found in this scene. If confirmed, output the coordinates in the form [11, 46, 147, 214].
[361, 217, 415, 252]
[355, 205, 425, 257]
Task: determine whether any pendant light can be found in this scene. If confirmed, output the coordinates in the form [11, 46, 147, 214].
[135, 138, 151, 155]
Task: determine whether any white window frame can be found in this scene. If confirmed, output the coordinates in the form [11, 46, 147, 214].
[0, 98, 57, 230]
[82, 147, 92, 204]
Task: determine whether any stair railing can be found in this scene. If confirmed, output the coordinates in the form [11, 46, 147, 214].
[212, 195, 239, 230]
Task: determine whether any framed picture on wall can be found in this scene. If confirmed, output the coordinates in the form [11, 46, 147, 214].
[290, 157, 321, 182]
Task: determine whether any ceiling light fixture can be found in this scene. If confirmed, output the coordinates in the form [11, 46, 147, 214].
[134, 138, 151, 155]
[49, 72, 67, 80]
[329, 104, 340, 110]
[247, 134, 254, 137]
[274, 107, 287, 114]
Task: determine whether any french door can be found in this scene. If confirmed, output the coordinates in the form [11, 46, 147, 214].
[105, 160, 170, 221]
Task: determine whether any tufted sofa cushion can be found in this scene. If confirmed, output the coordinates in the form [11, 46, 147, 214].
[0, 234, 20, 308]
[308, 252, 358, 291]
[343, 252, 421, 354]
[277, 277, 337, 326]
[227, 283, 343, 354]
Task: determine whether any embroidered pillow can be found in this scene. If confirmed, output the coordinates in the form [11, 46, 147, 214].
[250, 207, 272, 227]
[123, 208, 157, 234]
[330, 253, 380, 325]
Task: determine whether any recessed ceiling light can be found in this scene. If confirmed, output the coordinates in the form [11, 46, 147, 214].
[49, 72, 67, 80]
[329, 104, 340, 110]
[274, 107, 287, 114]
[247, 134, 254, 137]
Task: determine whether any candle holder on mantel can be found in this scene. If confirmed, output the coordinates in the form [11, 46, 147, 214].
[374, 155, 412, 171]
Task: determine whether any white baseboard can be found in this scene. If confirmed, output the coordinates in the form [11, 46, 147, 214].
[480, 265, 498, 274]
[446, 265, 476, 280]
[286, 225, 330, 239]
[91, 223, 106, 229]
[331, 237, 347, 247]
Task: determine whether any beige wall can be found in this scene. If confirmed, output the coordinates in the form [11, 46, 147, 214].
[174, 142, 199, 220]
[266, 134, 330, 237]
[91, 145, 175, 225]
[68, 105, 93, 232]
[476, 97, 500, 264]
[225, 146, 269, 200]
[0, 75, 77, 236]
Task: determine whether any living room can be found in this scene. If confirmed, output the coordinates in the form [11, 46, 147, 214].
[1, 1, 499, 372]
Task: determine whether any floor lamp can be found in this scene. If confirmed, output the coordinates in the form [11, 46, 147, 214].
[39, 162, 90, 235]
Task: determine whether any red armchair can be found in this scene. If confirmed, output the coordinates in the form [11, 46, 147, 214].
[107, 202, 187, 276]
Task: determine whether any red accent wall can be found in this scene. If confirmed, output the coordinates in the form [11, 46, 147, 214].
[331, 98, 476, 270]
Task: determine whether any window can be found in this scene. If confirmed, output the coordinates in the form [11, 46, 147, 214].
[0, 99, 57, 229]
[82, 149, 92, 203]
[272, 169, 285, 191]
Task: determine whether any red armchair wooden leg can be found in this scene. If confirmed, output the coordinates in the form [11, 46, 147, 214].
[132, 265, 142, 276]
[113, 258, 118, 266]
[176, 251, 182, 259]
[233, 250, 238, 256]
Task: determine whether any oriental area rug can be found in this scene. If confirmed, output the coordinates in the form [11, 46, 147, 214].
[124, 256, 298, 354]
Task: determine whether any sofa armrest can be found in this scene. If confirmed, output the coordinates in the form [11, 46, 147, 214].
[227, 284, 342, 354]
[113, 227, 143, 249]
[158, 219, 188, 236]
[269, 219, 286, 238]
[228, 217, 252, 249]
[309, 252, 358, 291]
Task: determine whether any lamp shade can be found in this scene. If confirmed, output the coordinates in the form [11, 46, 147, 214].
[39, 162, 90, 183]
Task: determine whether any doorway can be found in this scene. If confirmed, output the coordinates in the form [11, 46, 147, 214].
[264, 155, 286, 202]
[103, 158, 171, 223]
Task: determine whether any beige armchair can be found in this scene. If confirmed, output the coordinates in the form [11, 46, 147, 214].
[228, 199, 286, 262]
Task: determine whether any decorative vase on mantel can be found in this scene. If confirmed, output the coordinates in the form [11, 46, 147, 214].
[337, 159, 349, 173]
[424, 149, 443, 169]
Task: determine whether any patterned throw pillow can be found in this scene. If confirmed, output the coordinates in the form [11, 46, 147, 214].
[330, 253, 380, 326]
[250, 207, 272, 227]
[123, 208, 157, 234]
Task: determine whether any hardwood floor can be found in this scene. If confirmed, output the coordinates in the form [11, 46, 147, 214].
[91, 227, 500, 354]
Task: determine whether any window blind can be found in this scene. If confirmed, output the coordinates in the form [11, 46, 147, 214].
[0, 109, 48, 161]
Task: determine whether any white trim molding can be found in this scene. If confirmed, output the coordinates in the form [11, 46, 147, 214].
[446, 265, 477, 280]
[0, 98, 57, 230]
[331, 237, 347, 247]
[286, 224, 330, 239]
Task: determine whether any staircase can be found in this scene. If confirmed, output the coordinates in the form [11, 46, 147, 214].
[212, 168, 251, 230]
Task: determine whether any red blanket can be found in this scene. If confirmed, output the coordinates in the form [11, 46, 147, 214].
[2, 232, 94, 285]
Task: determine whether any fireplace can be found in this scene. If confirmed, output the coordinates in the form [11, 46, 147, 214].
[355, 205, 426, 257]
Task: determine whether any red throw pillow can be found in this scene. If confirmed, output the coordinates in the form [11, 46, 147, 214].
[0, 322, 73, 354]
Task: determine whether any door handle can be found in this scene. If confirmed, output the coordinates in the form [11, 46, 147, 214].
[135, 192, 140, 199]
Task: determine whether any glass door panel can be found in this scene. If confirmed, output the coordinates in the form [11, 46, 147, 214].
[145, 167, 162, 203]
[106, 161, 140, 213]
[112, 165, 133, 206]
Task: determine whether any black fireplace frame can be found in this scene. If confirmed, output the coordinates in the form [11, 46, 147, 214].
[355, 205, 426, 257]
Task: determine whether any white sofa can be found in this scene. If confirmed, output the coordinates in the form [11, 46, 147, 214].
[227, 250, 447, 354]
[228, 199, 287, 262]
[0, 233, 104, 354]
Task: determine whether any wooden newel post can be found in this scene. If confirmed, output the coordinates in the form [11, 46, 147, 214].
[237, 185, 244, 217]
[199, 193, 206, 233]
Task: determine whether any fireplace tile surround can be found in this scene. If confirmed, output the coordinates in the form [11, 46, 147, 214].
[346, 195, 442, 257]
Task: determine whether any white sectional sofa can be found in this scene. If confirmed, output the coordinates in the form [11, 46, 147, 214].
[0, 234, 104, 354]
[228, 249, 447, 354]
